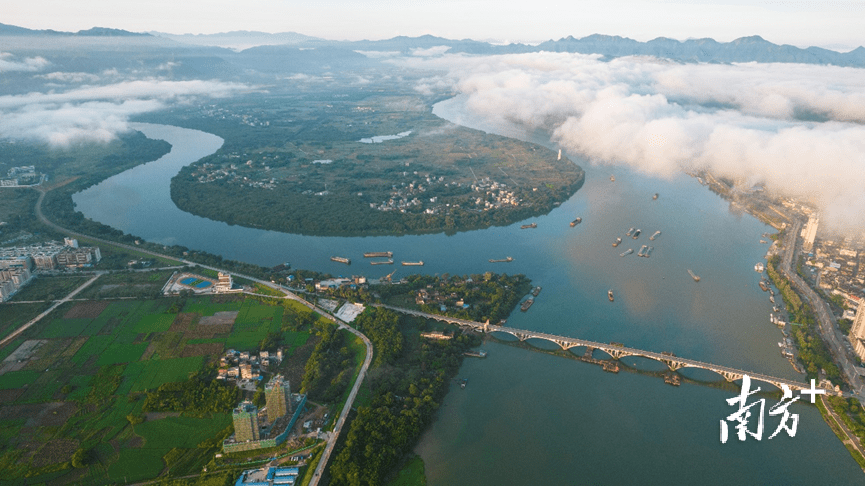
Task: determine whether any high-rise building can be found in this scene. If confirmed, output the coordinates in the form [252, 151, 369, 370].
[849, 305, 865, 361]
[265, 375, 291, 423]
[216, 272, 233, 292]
[801, 216, 819, 252]
[232, 400, 260, 442]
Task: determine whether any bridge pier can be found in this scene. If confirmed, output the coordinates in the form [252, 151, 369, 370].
[606, 348, 633, 360]
[720, 370, 744, 383]
[662, 360, 687, 372]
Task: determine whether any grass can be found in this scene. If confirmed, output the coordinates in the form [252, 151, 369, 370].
[107, 446, 168, 482]
[0, 370, 40, 390]
[39, 318, 94, 339]
[0, 303, 50, 341]
[386, 454, 427, 486]
[136, 414, 232, 449]
[130, 314, 175, 333]
[126, 357, 204, 393]
[96, 343, 149, 365]
[9, 275, 92, 302]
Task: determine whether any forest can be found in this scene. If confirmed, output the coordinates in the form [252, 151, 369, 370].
[326, 308, 479, 486]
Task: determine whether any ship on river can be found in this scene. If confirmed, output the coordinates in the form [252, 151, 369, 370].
[637, 245, 648, 257]
[331, 256, 351, 264]
[608, 289, 614, 302]
[489, 257, 514, 263]
[402, 261, 424, 266]
[612, 237, 622, 247]
[653, 193, 659, 200]
[364, 251, 393, 258]
[521, 298, 534, 312]
[626, 227, 635, 237]
[533, 286, 542, 297]
[570, 217, 582, 227]
[632, 229, 641, 239]
[650, 231, 661, 240]
[688, 269, 701, 282]
[370, 259, 394, 265]
[521, 223, 537, 229]
[620, 248, 634, 257]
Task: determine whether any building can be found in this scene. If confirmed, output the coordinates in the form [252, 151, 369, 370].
[216, 272, 233, 292]
[56, 247, 102, 267]
[265, 375, 291, 423]
[801, 216, 819, 252]
[234, 466, 300, 486]
[232, 401, 260, 443]
[849, 305, 865, 361]
[0, 267, 33, 302]
[64, 237, 78, 248]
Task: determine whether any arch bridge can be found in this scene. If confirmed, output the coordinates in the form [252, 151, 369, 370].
[375, 304, 808, 392]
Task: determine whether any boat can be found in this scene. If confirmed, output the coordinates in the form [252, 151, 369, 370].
[754, 262, 765, 273]
[612, 237, 622, 247]
[637, 245, 648, 257]
[460, 378, 468, 389]
[688, 269, 700, 282]
[645, 246, 653, 257]
[603, 361, 620, 373]
[664, 373, 681, 386]
[532, 286, 542, 297]
[608, 290, 614, 302]
[520, 298, 534, 312]
[773, 306, 780, 312]
[330, 256, 351, 264]
[760, 239, 768, 244]
[489, 257, 514, 263]
[626, 227, 635, 237]
[557, 149, 562, 160]
[521, 223, 537, 229]
[402, 261, 424, 266]
[770, 295, 775, 303]
[464, 350, 488, 358]
[364, 251, 393, 258]
[610, 175, 615, 182]
[370, 259, 394, 265]
[632, 229, 641, 239]
[620, 249, 634, 257]
[570, 217, 582, 227]
[653, 193, 659, 200]
[759, 280, 769, 292]
[650, 231, 661, 240]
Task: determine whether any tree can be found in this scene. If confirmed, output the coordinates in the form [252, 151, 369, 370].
[71, 447, 91, 468]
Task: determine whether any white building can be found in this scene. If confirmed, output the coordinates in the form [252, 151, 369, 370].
[849, 305, 865, 362]
[801, 216, 819, 252]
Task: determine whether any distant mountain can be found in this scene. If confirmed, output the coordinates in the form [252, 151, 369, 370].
[323, 33, 865, 67]
[0, 23, 148, 37]
[152, 30, 322, 50]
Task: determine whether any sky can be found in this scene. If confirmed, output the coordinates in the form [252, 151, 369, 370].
[4, 0, 864, 50]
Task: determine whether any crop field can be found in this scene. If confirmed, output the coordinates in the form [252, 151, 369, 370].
[0, 293, 315, 485]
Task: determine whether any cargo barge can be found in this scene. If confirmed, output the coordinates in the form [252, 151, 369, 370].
[330, 256, 351, 264]
[620, 248, 634, 257]
[688, 269, 700, 282]
[520, 298, 534, 311]
[364, 251, 393, 258]
[402, 261, 424, 266]
[650, 231, 661, 240]
[370, 259, 394, 265]
[632, 229, 641, 239]
[532, 286, 542, 297]
[612, 237, 622, 247]
[489, 257, 514, 263]
[521, 223, 537, 229]
[570, 217, 582, 227]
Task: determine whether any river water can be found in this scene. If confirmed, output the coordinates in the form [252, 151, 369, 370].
[73, 102, 864, 484]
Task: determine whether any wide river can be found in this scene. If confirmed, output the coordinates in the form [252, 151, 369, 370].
[73, 98, 864, 484]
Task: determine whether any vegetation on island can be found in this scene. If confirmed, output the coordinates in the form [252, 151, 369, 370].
[167, 92, 584, 237]
[375, 272, 532, 324]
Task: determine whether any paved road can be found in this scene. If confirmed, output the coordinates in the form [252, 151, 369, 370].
[777, 221, 865, 400]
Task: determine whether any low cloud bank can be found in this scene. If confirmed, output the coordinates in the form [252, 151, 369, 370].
[0, 52, 49, 72]
[405, 52, 865, 232]
[0, 79, 248, 146]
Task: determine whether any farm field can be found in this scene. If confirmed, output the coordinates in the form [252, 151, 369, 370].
[0, 293, 318, 485]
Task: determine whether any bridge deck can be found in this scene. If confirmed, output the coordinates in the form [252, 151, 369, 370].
[376, 304, 809, 391]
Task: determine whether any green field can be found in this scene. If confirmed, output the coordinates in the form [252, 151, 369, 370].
[0, 293, 317, 485]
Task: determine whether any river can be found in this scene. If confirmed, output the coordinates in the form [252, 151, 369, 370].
[72, 102, 864, 484]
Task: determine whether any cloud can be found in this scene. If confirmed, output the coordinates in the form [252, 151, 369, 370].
[38, 71, 101, 83]
[410, 46, 451, 57]
[403, 52, 865, 233]
[0, 79, 249, 146]
[0, 52, 49, 72]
